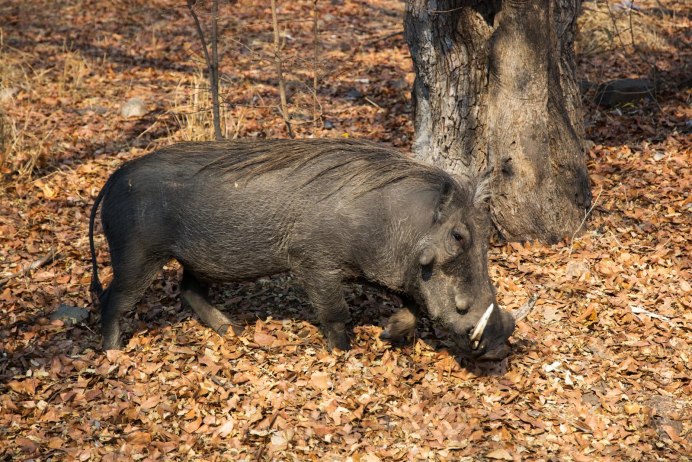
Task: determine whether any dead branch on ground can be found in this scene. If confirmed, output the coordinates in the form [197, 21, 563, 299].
[0, 248, 60, 289]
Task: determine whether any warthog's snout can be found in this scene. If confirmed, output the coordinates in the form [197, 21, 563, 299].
[461, 295, 538, 360]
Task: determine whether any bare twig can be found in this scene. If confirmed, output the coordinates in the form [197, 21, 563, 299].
[221, 35, 319, 77]
[210, 0, 223, 140]
[630, 305, 671, 323]
[604, 0, 628, 50]
[0, 248, 60, 288]
[512, 294, 539, 323]
[427, 6, 465, 15]
[602, 0, 661, 110]
[186, 1, 212, 89]
[270, 0, 294, 138]
[232, 106, 246, 139]
[364, 30, 403, 47]
[568, 186, 603, 257]
[254, 410, 281, 461]
[628, 0, 637, 46]
[186, 0, 223, 140]
[312, 0, 319, 129]
[0, 108, 7, 169]
[364, 96, 382, 109]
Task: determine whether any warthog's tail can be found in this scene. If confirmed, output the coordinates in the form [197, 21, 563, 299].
[89, 182, 109, 304]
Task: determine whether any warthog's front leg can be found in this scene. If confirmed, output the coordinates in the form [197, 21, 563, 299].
[297, 271, 352, 351]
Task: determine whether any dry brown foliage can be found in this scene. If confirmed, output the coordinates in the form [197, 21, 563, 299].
[0, 0, 689, 460]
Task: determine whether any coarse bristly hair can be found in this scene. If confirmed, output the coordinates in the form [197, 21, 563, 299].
[472, 174, 492, 207]
[168, 138, 483, 202]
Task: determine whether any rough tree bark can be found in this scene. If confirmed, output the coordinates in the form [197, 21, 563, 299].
[405, 0, 592, 242]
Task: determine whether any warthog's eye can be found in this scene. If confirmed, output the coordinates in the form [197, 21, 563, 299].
[451, 230, 469, 249]
[447, 226, 470, 254]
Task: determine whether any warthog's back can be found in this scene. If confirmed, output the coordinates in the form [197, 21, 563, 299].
[98, 139, 453, 283]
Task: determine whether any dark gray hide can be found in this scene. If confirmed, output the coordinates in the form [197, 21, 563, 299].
[89, 139, 515, 358]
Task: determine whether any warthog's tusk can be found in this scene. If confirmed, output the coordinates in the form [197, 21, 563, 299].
[512, 294, 539, 322]
[470, 303, 494, 348]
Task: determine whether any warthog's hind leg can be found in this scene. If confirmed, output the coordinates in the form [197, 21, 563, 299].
[180, 269, 235, 336]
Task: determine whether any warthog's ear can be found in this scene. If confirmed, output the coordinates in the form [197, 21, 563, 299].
[419, 247, 435, 266]
[433, 181, 454, 223]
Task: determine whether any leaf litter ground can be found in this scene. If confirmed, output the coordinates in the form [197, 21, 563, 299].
[0, 0, 689, 460]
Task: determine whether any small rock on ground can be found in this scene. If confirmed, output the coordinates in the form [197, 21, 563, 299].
[50, 304, 89, 326]
[120, 97, 147, 118]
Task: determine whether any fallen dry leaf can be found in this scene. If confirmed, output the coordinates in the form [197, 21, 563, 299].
[486, 448, 514, 460]
[253, 331, 277, 347]
[624, 403, 641, 415]
[0, 1, 689, 461]
[310, 371, 331, 391]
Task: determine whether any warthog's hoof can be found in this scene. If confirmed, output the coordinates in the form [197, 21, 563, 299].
[231, 324, 245, 336]
[321, 320, 352, 351]
[328, 334, 352, 351]
[102, 335, 122, 351]
[216, 324, 229, 335]
[324, 325, 351, 351]
[215, 323, 245, 337]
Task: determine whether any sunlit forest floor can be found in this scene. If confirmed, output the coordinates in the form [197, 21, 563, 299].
[0, 0, 689, 460]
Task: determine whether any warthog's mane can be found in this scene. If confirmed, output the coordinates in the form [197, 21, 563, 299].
[175, 138, 475, 200]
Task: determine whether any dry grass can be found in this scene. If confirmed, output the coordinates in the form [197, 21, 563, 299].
[0, 110, 7, 168]
[57, 50, 91, 99]
[0, 30, 23, 173]
[0, 36, 95, 176]
[0, 60, 39, 176]
[169, 73, 240, 142]
[577, 0, 676, 57]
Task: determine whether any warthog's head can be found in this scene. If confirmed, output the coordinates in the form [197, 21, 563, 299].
[411, 178, 516, 359]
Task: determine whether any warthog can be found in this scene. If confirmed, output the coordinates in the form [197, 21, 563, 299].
[89, 139, 517, 358]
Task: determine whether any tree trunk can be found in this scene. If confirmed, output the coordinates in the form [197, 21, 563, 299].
[405, 0, 592, 243]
